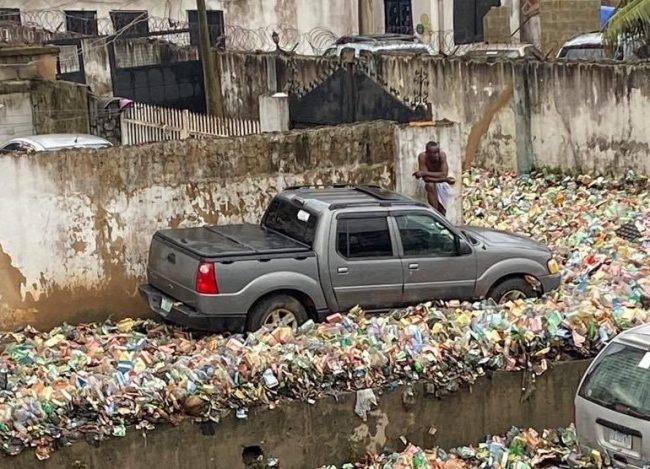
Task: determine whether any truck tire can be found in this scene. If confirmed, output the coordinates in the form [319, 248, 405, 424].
[488, 277, 536, 304]
[247, 294, 308, 332]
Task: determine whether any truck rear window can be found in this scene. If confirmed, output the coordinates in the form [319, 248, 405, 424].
[263, 198, 318, 247]
[579, 343, 650, 419]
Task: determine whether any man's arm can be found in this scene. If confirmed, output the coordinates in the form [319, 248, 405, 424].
[414, 152, 449, 179]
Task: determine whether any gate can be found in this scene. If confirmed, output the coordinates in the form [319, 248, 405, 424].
[289, 62, 429, 127]
[107, 29, 205, 112]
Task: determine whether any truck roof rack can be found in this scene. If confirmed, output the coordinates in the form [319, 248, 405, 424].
[282, 184, 425, 210]
[328, 200, 427, 210]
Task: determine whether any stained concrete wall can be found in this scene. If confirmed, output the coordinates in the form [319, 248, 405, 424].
[215, 52, 650, 176]
[394, 121, 464, 225]
[6, 360, 591, 469]
[0, 79, 89, 142]
[80, 38, 113, 96]
[0, 85, 33, 143]
[0, 121, 395, 331]
[539, 0, 600, 55]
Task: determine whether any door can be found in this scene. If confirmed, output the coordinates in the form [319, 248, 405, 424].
[394, 212, 476, 303]
[329, 214, 404, 312]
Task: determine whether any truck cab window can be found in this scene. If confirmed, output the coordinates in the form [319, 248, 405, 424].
[263, 198, 317, 247]
[337, 217, 393, 259]
[396, 214, 456, 256]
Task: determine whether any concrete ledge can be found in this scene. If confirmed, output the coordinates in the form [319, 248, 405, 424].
[6, 360, 591, 469]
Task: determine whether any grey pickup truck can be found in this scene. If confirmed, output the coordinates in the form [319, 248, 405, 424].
[140, 185, 561, 332]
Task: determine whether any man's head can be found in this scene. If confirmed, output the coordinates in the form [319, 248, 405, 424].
[426, 141, 439, 157]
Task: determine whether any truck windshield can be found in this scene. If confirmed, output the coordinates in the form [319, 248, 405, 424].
[262, 198, 318, 247]
[579, 342, 650, 420]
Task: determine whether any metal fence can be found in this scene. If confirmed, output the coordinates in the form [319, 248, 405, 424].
[120, 103, 261, 145]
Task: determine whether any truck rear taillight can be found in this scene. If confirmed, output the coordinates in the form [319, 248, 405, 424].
[195, 262, 219, 294]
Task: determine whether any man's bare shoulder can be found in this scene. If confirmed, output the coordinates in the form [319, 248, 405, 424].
[440, 150, 448, 160]
[417, 152, 427, 159]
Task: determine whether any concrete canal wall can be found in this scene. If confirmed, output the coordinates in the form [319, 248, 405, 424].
[6, 360, 590, 469]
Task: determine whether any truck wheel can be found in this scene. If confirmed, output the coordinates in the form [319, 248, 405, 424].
[247, 294, 308, 332]
[489, 277, 536, 304]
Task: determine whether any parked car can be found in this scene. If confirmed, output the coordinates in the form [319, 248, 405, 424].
[323, 34, 436, 58]
[556, 32, 610, 60]
[575, 323, 650, 467]
[140, 184, 561, 333]
[0, 134, 112, 153]
[462, 43, 545, 60]
[557, 32, 649, 61]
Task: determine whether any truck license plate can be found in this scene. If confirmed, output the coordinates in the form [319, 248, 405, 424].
[609, 430, 632, 449]
[160, 297, 173, 313]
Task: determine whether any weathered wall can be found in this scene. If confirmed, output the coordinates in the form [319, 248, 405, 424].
[0, 79, 89, 142]
[0, 121, 395, 331]
[483, 6, 512, 43]
[112, 39, 199, 69]
[0, 46, 59, 81]
[30, 80, 90, 135]
[394, 121, 464, 225]
[0, 84, 33, 143]
[80, 38, 113, 96]
[216, 52, 650, 176]
[539, 0, 600, 55]
[6, 360, 591, 469]
[528, 61, 650, 175]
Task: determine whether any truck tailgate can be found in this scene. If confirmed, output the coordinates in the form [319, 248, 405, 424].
[147, 224, 314, 309]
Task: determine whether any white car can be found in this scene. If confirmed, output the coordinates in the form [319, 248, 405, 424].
[557, 32, 649, 61]
[462, 43, 545, 60]
[0, 134, 113, 153]
[575, 323, 650, 467]
[324, 34, 436, 58]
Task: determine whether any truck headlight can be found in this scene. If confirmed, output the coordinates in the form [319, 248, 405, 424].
[547, 258, 559, 274]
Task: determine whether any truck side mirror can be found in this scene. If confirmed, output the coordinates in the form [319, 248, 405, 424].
[456, 237, 472, 256]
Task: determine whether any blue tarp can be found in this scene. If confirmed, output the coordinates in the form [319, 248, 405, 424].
[601, 6, 615, 26]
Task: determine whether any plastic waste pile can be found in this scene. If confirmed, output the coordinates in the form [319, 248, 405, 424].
[320, 426, 604, 468]
[464, 170, 650, 309]
[0, 171, 647, 459]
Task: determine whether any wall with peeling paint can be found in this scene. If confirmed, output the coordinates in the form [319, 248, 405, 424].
[528, 61, 650, 175]
[217, 52, 650, 176]
[0, 121, 395, 331]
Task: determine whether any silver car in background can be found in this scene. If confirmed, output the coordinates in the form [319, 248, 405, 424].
[575, 323, 650, 467]
[0, 134, 113, 153]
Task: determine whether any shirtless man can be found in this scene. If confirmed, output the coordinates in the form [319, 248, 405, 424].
[413, 141, 455, 216]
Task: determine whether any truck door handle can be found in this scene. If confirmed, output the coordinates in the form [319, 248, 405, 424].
[167, 253, 176, 264]
[408, 263, 419, 270]
[337, 267, 349, 274]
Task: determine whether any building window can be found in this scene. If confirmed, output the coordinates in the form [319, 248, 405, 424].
[110, 11, 149, 36]
[0, 8, 21, 24]
[384, 0, 413, 35]
[187, 10, 225, 48]
[65, 10, 98, 36]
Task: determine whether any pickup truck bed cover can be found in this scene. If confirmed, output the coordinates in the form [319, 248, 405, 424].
[155, 224, 312, 259]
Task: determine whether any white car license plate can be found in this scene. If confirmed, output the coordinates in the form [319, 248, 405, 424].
[609, 430, 632, 449]
[160, 297, 173, 313]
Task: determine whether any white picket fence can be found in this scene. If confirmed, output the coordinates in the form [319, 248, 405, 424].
[120, 103, 261, 145]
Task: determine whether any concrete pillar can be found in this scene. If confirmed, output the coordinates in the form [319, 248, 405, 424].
[513, 65, 533, 174]
[359, 0, 385, 34]
[394, 120, 463, 225]
[259, 93, 290, 133]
